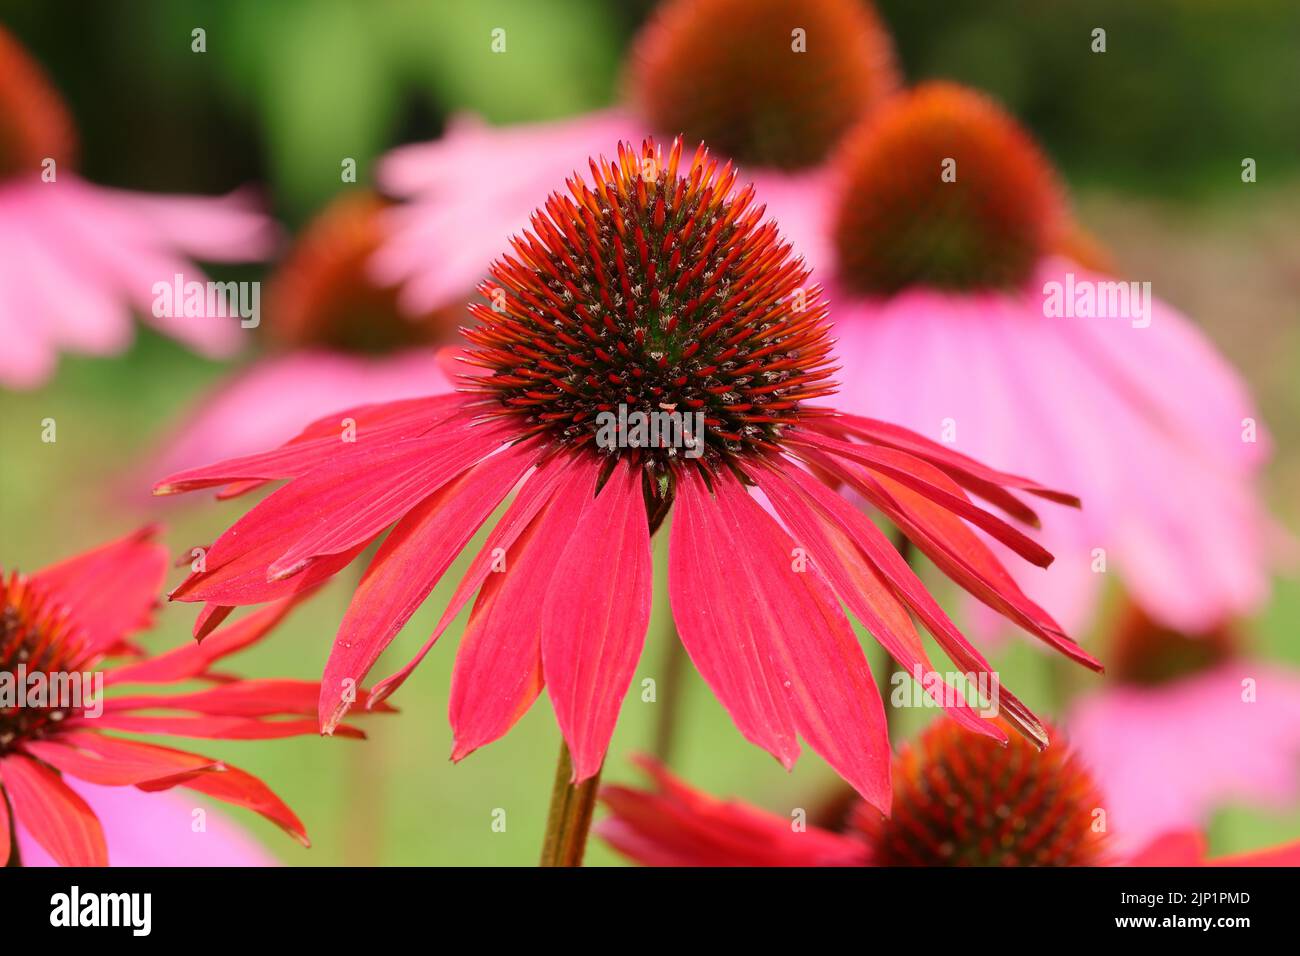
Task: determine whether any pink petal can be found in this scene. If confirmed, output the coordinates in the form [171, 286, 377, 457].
[0, 753, 108, 866]
[15, 779, 277, 867]
[32, 525, 168, 653]
[598, 755, 866, 867]
[542, 458, 653, 782]
[318, 438, 540, 732]
[448, 456, 600, 760]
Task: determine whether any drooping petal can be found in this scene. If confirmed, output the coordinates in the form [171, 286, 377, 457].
[16, 780, 278, 867]
[801, 441, 1100, 672]
[598, 755, 867, 867]
[368, 450, 575, 708]
[106, 596, 301, 686]
[448, 456, 601, 760]
[137, 762, 309, 848]
[152, 393, 463, 496]
[755, 457, 1003, 741]
[776, 452, 1051, 747]
[0, 753, 108, 866]
[19, 733, 218, 787]
[542, 457, 653, 782]
[169, 418, 508, 606]
[318, 438, 540, 732]
[669, 467, 799, 771]
[144, 351, 456, 495]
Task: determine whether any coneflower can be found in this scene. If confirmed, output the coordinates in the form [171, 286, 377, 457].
[156, 137, 1096, 864]
[147, 191, 457, 483]
[599, 723, 1300, 867]
[821, 81, 1274, 636]
[0, 26, 276, 389]
[1070, 601, 1300, 848]
[0, 528, 378, 866]
[373, 0, 899, 315]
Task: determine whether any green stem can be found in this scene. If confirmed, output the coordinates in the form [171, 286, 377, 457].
[539, 742, 601, 867]
[650, 623, 688, 763]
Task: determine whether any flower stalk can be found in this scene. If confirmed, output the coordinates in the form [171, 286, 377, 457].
[539, 742, 602, 867]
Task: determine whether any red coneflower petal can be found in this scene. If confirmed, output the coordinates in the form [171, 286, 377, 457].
[775, 461, 1050, 748]
[169, 420, 504, 605]
[599, 755, 866, 867]
[138, 761, 309, 848]
[264, 419, 515, 582]
[19, 733, 218, 787]
[826, 413, 1081, 508]
[672, 467, 891, 811]
[85, 714, 352, 740]
[152, 393, 463, 496]
[31, 525, 167, 654]
[669, 467, 799, 771]
[0, 753, 108, 866]
[368, 451, 574, 713]
[448, 456, 599, 760]
[318, 438, 540, 733]
[103, 679, 327, 718]
[755, 457, 1004, 742]
[715, 472, 891, 811]
[0, 786, 9, 866]
[542, 457, 654, 782]
[791, 429, 1054, 567]
[106, 596, 301, 686]
[801, 442, 1101, 672]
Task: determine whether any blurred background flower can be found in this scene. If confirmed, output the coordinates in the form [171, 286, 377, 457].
[2, 0, 1297, 864]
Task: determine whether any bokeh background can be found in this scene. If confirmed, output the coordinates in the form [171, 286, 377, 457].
[2, 0, 1297, 864]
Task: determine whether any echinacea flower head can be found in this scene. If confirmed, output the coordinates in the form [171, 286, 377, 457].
[146, 192, 456, 481]
[599, 723, 1300, 868]
[629, 0, 898, 171]
[853, 720, 1107, 866]
[0, 528, 373, 866]
[373, 0, 899, 315]
[831, 83, 1064, 294]
[0, 23, 76, 179]
[157, 137, 1098, 812]
[823, 81, 1275, 635]
[0, 26, 277, 389]
[1068, 603, 1300, 849]
[266, 191, 456, 353]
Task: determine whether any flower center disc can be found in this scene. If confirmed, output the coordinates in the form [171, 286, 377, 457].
[0, 26, 77, 181]
[463, 138, 838, 470]
[267, 192, 452, 354]
[0, 574, 87, 754]
[856, 721, 1108, 866]
[1108, 604, 1239, 686]
[629, 0, 898, 171]
[831, 82, 1063, 295]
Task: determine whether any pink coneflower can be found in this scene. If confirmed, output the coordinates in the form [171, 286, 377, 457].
[820, 81, 1274, 634]
[372, 0, 898, 314]
[15, 785, 277, 867]
[599, 722, 1300, 867]
[1068, 603, 1300, 850]
[0, 527, 375, 866]
[156, 137, 1098, 829]
[148, 192, 456, 480]
[0, 26, 276, 389]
